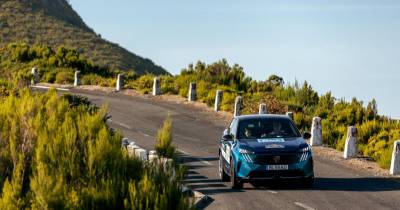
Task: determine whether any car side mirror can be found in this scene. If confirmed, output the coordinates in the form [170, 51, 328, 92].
[222, 134, 233, 141]
[303, 132, 311, 139]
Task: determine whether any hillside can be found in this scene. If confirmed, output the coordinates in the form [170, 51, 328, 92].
[0, 0, 168, 75]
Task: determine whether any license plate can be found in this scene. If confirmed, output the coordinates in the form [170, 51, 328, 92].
[267, 165, 288, 170]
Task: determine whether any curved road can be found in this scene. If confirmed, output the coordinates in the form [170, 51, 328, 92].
[71, 89, 400, 210]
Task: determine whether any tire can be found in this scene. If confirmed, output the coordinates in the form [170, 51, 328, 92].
[230, 159, 243, 189]
[219, 153, 230, 182]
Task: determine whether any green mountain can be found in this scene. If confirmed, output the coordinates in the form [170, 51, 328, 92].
[0, 0, 168, 75]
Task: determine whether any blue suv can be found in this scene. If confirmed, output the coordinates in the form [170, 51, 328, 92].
[218, 114, 314, 189]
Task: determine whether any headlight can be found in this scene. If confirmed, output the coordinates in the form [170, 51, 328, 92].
[299, 145, 312, 162]
[301, 145, 311, 153]
[239, 148, 254, 154]
[239, 148, 254, 163]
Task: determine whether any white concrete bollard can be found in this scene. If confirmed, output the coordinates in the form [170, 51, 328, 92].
[152, 77, 161, 96]
[188, 82, 197, 101]
[116, 74, 124, 91]
[148, 150, 158, 162]
[127, 143, 140, 158]
[134, 148, 148, 161]
[234, 96, 243, 117]
[214, 90, 223, 111]
[74, 71, 80, 87]
[259, 103, 267, 114]
[286, 112, 294, 120]
[31, 67, 39, 85]
[344, 126, 358, 159]
[390, 140, 400, 175]
[310, 117, 323, 146]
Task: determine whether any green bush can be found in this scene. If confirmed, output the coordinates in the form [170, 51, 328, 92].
[0, 90, 190, 209]
[135, 74, 154, 94]
[160, 76, 177, 95]
[55, 69, 74, 84]
[155, 116, 175, 159]
[81, 74, 116, 87]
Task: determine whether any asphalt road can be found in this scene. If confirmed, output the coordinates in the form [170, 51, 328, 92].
[70, 89, 400, 210]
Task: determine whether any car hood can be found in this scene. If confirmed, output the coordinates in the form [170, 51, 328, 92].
[237, 137, 307, 154]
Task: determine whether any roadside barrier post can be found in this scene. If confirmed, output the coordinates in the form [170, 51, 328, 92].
[234, 96, 243, 117]
[188, 82, 197, 101]
[116, 74, 123, 91]
[310, 117, 322, 146]
[31, 67, 39, 85]
[344, 126, 358, 159]
[259, 103, 267, 114]
[152, 77, 161, 96]
[148, 150, 158, 162]
[286, 112, 294, 120]
[214, 90, 223, 111]
[74, 71, 80, 87]
[390, 140, 400, 175]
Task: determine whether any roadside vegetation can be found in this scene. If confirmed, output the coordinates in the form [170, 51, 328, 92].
[1, 42, 398, 170]
[0, 88, 191, 209]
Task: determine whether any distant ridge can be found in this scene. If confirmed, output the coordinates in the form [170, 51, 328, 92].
[0, 0, 168, 75]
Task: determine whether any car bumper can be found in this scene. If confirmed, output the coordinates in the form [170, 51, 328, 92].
[236, 156, 314, 181]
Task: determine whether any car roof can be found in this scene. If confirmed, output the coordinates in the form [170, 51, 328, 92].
[234, 114, 291, 121]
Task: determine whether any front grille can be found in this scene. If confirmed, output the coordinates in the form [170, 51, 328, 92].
[249, 170, 305, 178]
[254, 154, 300, 165]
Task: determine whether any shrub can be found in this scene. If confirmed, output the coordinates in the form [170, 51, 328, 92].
[135, 74, 154, 94]
[81, 74, 116, 87]
[55, 69, 74, 84]
[160, 76, 177, 95]
[0, 90, 189, 209]
[155, 115, 175, 159]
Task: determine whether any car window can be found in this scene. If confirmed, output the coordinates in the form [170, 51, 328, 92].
[237, 118, 301, 139]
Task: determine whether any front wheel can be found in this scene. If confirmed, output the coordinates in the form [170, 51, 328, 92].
[219, 153, 230, 182]
[230, 159, 243, 189]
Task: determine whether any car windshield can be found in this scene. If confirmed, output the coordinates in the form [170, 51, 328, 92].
[237, 118, 301, 139]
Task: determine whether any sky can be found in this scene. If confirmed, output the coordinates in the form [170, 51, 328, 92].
[70, 0, 400, 118]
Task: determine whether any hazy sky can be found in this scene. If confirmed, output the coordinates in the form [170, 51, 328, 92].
[70, 0, 400, 118]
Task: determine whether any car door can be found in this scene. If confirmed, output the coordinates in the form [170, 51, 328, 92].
[221, 118, 237, 172]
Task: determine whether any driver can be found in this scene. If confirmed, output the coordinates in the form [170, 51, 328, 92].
[244, 127, 253, 138]
[270, 122, 282, 135]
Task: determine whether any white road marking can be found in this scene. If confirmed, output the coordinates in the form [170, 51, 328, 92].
[199, 159, 213, 166]
[177, 149, 189, 155]
[139, 131, 151, 137]
[267, 190, 278, 194]
[107, 119, 132, 130]
[31, 85, 70, 91]
[294, 202, 316, 210]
